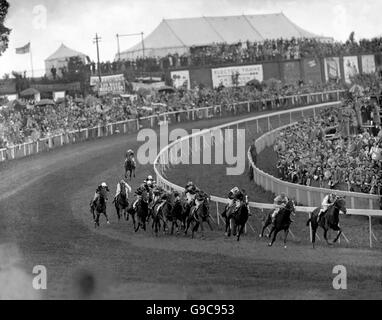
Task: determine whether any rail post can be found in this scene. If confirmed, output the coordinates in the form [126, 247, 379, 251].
[369, 215, 373, 248]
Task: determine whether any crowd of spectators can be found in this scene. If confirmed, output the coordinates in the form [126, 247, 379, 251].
[273, 107, 382, 195]
[0, 82, 343, 149]
[82, 36, 382, 76]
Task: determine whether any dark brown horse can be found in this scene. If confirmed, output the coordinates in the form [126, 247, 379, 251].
[185, 198, 212, 238]
[227, 202, 249, 241]
[114, 182, 136, 227]
[263, 200, 295, 247]
[151, 197, 172, 236]
[133, 197, 149, 232]
[91, 187, 110, 228]
[221, 202, 237, 236]
[306, 197, 347, 248]
[124, 158, 136, 180]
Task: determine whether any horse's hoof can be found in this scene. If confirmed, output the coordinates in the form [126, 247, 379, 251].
[284, 245, 287, 249]
[107, 221, 110, 225]
[224, 232, 228, 237]
[268, 243, 272, 247]
[259, 234, 263, 238]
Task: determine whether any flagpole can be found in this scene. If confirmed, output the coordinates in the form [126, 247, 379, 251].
[30, 42, 34, 79]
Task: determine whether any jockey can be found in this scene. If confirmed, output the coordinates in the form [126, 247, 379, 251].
[114, 178, 132, 201]
[90, 182, 110, 208]
[228, 187, 240, 206]
[126, 149, 135, 160]
[132, 186, 145, 210]
[154, 192, 169, 214]
[318, 193, 337, 223]
[271, 192, 289, 223]
[144, 175, 155, 189]
[184, 181, 198, 204]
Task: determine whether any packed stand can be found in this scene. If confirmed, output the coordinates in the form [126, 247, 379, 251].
[273, 107, 382, 195]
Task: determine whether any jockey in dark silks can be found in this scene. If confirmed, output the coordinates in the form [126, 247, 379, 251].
[132, 176, 156, 210]
[90, 182, 110, 209]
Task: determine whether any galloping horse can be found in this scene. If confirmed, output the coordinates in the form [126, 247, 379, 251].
[133, 197, 149, 232]
[91, 187, 110, 228]
[151, 197, 172, 236]
[261, 200, 295, 247]
[114, 182, 135, 227]
[227, 202, 249, 241]
[170, 197, 186, 235]
[307, 197, 347, 248]
[221, 202, 238, 236]
[185, 196, 213, 238]
[124, 158, 136, 180]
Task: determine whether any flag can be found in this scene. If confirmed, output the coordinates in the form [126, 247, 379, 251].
[16, 42, 30, 54]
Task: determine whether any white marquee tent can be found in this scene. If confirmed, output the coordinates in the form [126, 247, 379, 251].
[45, 44, 88, 78]
[117, 13, 331, 60]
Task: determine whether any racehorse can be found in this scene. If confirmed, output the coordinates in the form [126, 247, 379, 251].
[133, 197, 149, 232]
[169, 197, 185, 235]
[222, 202, 237, 237]
[124, 158, 136, 180]
[306, 197, 347, 248]
[262, 200, 295, 247]
[114, 182, 135, 227]
[185, 196, 213, 238]
[151, 197, 172, 236]
[91, 187, 110, 228]
[226, 202, 249, 241]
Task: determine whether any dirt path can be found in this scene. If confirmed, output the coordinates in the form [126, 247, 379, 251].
[0, 113, 381, 300]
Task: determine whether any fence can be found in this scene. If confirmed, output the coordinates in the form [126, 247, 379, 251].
[0, 90, 344, 163]
[153, 100, 382, 248]
[252, 121, 381, 210]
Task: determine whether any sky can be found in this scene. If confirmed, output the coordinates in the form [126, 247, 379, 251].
[0, 0, 382, 77]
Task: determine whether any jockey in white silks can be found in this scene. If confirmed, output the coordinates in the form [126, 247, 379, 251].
[126, 149, 136, 167]
[228, 187, 240, 208]
[185, 181, 197, 204]
[114, 179, 132, 200]
[317, 193, 336, 223]
[271, 192, 289, 223]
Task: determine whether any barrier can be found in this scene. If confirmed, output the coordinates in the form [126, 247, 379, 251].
[252, 123, 381, 210]
[153, 100, 382, 248]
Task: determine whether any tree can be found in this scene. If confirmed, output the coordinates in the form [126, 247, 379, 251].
[0, 0, 11, 56]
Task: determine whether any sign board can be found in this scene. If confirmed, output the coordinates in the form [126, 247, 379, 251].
[211, 65, 263, 88]
[170, 70, 190, 89]
[90, 74, 125, 94]
[324, 57, 341, 82]
[361, 55, 376, 74]
[343, 56, 359, 83]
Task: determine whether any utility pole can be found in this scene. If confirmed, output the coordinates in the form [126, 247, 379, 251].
[93, 33, 102, 81]
[116, 34, 121, 61]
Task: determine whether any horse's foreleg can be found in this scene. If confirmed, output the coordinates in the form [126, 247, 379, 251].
[333, 228, 342, 244]
[268, 227, 276, 246]
[260, 217, 270, 238]
[323, 228, 331, 245]
[103, 211, 110, 224]
[237, 225, 245, 241]
[283, 229, 289, 248]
